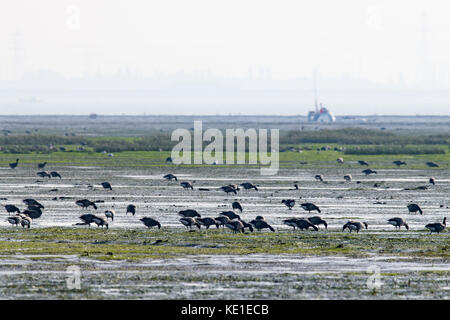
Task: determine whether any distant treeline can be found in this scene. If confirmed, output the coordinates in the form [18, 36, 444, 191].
[0, 128, 449, 154]
[281, 128, 450, 145]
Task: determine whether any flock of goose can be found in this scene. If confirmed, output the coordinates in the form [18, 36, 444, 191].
[2, 158, 448, 235]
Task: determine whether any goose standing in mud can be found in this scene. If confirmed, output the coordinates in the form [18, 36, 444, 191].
[429, 177, 435, 185]
[220, 185, 238, 194]
[4, 205, 20, 215]
[214, 215, 230, 228]
[50, 171, 62, 179]
[178, 209, 201, 218]
[283, 218, 318, 231]
[249, 216, 275, 232]
[362, 169, 377, 175]
[197, 217, 219, 229]
[387, 217, 409, 230]
[307, 216, 328, 229]
[343, 221, 368, 233]
[179, 217, 200, 230]
[180, 181, 194, 190]
[407, 203, 423, 215]
[140, 217, 161, 229]
[23, 207, 43, 219]
[75, 199, 98, 210]
[232, 201, 243, 212]
[336, 158, 344, 164]
[220, 211, 240, 220]
[37, 161, 47, 169]
[104, 210, 115, 221]
[7, 216, 21, 227]
[163, 174, 178, 181]
[393, 160, 407, 166]
[225, 220, 245, 233]
[344, 174, 352, 182]
[240, 182, 258, 191]
[426, 162, 439, 168]
[425, 217, 446, 234]
[126, 204, 136, 216]
[75, 214, 97, 227]
[37, 171, 51, 178]
[19, 215, 32, 229]
[239, 219, 254, 232]
[101, 182, 112, 190]
[300, 203, 321, 213]
[281, 199, 295, 210]
[92, 216, 109, 229]
[9, 159, 19, 169]
[23, 199, 44, 209]
[358, 160, 369, 166]
[315, 174, 324, 182]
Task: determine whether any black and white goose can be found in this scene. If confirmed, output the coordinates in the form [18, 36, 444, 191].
[163, 174, 178, 181]
[407, 203, 423, 215]
[4, 205, 20, 215]
[307, 216, 328, 229]
[281, 199, 295, 210]
[249, 216, 275, 232]
[179, 217, 200, 230]
[197, 217, 219, 229]
[126, 204, 136, 216]
[232, 201, 243, 212]
[387, 217, 409, 230]
[300, 203, 321, 213]
[425, 217, 446, 234]
[178, 209, 201, 218]
[140, 217, 161, 229]
[343, 221, 368, 233]
[75, 199, 97, 210]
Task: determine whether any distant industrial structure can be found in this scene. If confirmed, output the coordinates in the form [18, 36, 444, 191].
[307, 77, 336, 123]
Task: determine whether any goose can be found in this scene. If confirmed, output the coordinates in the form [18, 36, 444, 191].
[220, 185, 237, 194]
[4, 205, 20, 214]
[336, 158, 344, 164]
[214, 216, 230, 228]
[300, 203, 321, 213]
[362, 169, 377, 175]
[104, 210, 115, 221]
[92, 216, 109, 229]
[75, 214, 97, 227]
[37, 161, 47, 169]
[293, 183, 299, 190]
[343, 221, 368, 233]
[239, 219, 254, 232]
[240, 182, 258, 191]
[178, 209, 201, 218]
[179, 217, 200, 230]
[307, 216, 328, 229]
[281, 199, 295, 210]
[393, 160, 407, 166]
[358, 160, 369, 166]
[249, 216, 275, 232]
[429, 177, 435, 185]
[314, 174, 324, 182]
[126, 204, 136, 216]
[426, 162, 439, 168]
[283, 218, 318, 231]
[140, 217, 161, 229]
[23, 199, 44, 209]
[180, 182, 194, 190]
[425, 217, 446, 234]
[101, 182, 112, 190]
[220, 211, 240, 220]
[9, 159, 19, 169]
[225, 220, 245, 233]
[166, 157, 173, 163]
[75, 199, 97, 210]
[283, 218, 300, 230]
[20, 215, 32, 229]
[197, 217, 219, 229]
[407, 203, 422, 215]
[37, 171, 51, 178]
[163, 174, 178, 181]
[387, 217, 409, 230]
[344, 174, 352, 182]
[232, 201, 243, 212]
[7, 216, 20, 226]
[50, 171, 62, 179]
[23, 207, 43, 219]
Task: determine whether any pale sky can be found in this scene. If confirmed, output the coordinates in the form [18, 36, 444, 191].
[0, 1, 449, 115]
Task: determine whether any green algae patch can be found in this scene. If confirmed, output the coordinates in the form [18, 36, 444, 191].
[0, 227, 448, 261]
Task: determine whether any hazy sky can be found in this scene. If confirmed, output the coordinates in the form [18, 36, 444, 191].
[0, 1, 449, 115]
